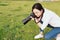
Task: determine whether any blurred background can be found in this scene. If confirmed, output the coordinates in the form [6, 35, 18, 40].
[0, 0, 60, 40]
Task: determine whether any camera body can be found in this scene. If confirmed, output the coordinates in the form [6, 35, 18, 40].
[22, 13, 36, 25]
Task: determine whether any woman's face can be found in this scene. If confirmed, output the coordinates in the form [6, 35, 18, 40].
[33, 8, 43, 17]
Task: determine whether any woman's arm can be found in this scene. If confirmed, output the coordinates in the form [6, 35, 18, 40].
[37, 23, 44, 36]
[31, 17, 44, 38]
[35, 17, 44, 37]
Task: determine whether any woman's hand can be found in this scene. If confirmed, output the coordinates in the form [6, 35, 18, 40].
[31, 17, 40, 23]
[35, 18, 39, 23]
[30, 16, 34, 20]
[34, 17, 41, 23]
[39, 32, 44, 38]
[40, 31, 44, 35]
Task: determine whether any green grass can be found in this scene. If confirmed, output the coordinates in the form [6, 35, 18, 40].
[0, 1, 60, 40]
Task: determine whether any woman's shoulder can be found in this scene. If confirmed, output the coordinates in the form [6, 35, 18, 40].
[42, 8, 53, 20]
[44, 8, 56, 16]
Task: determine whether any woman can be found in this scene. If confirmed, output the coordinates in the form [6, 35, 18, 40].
[31, 3, 60, 40]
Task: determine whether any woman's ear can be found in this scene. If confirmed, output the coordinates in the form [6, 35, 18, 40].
[39, 9, 43, 15]
[41, 9, 43, 13]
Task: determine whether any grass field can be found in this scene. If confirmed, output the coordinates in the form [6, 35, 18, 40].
[0, 1, 60, 40]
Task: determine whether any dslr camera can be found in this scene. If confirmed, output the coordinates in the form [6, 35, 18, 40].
[22, 13, 36, 25]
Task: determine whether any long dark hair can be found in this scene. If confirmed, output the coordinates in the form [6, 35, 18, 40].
[32, 3, 44, 19]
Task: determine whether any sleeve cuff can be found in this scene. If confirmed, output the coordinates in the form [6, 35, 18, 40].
[40, 28, 44, 32]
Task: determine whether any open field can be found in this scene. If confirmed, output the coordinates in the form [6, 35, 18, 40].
[0, 1, 60, 40]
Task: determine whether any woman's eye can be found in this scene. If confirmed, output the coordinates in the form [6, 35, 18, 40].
[36, 12, 38, 13]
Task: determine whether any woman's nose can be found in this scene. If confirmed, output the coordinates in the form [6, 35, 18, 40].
[35, 14, 38, 16]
